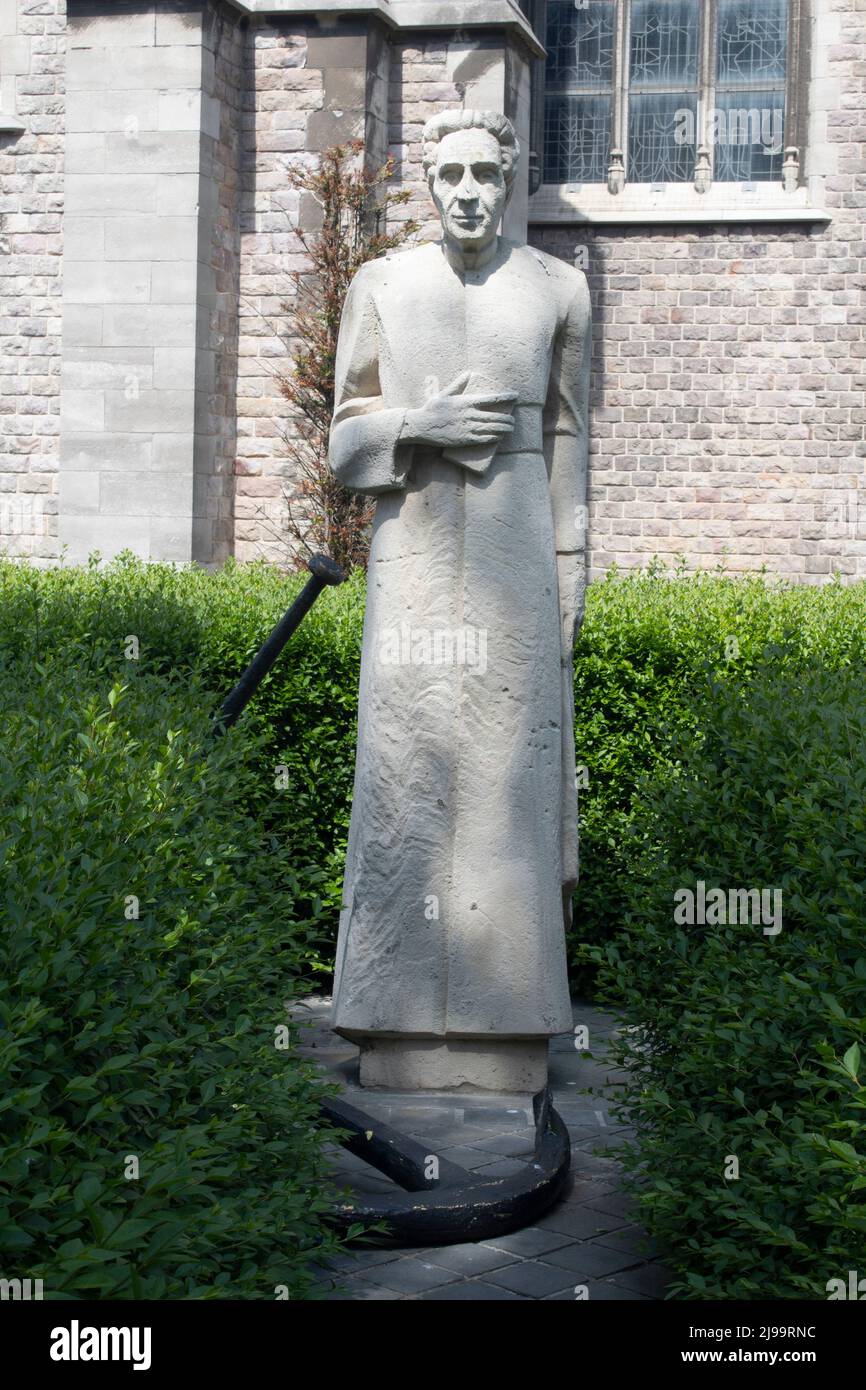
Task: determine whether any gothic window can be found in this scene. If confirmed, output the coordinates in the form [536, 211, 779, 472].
[542, 0, 804, 191]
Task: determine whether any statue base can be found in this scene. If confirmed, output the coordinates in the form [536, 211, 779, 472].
[353, 1037, 550, 1093]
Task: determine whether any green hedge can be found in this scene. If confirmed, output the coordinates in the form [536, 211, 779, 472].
[0, 556, 362, 981]
[590, 663, 866, 1299]
[0, 584, 347, 1298]
[571, 561, 866, 984]
[4, 555, 866, 981]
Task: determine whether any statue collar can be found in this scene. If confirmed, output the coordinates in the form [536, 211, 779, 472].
[441, 237, 501, 274]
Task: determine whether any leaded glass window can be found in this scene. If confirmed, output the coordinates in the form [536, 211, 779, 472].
[544, 1, 616, 182]
[714, 0, 788, 180]
[541, 0, 802, 190]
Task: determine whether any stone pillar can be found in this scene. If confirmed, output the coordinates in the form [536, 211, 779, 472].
[299, 16, 392, 227]
[59, 1, 241, 563]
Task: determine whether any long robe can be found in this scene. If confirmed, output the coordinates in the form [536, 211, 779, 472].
[328, 237, 591, 1041]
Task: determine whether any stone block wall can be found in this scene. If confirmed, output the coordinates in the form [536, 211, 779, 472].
[58, 2, 246, 564]
[0, 0, 65, 561]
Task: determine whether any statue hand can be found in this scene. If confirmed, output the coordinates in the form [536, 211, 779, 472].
[403, 371, 516, 451]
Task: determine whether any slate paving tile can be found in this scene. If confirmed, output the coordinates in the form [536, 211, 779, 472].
[409, 1126, 499, 1147]
[564, 1179, 622, 1206]
[435, 1144, 495, 1170]
[460, 1108, 533, 1129]
[534, 1201, 627, 1239]
[573, 1130, 631, 1151]
[583, 1192, 638, 1220]
[543, 1281, 653, 1301]
[608, 1263, 671, 1299]
[418, 1280, 526, 1301]
[467, 1133, 536, 1157]
[326, 1280, 405, 1300]
[469, 1158, 528, 1178]
[567, 1153, 622, 1180]
[594, 1224, 657, 1259]
[326, 1247, 404, 1272]
[484, 1226, 573, 1257]
[534, 1206, 628, 1241]
[566, 1125, 612, 1144]
[418, 1243, 521, 1276]
[356, 1258, 465, 1294]
[540, 1240, 643, 1278]
[487, 1260, 577, 1298]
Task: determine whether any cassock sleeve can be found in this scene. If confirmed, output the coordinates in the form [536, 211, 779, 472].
[543, 273, 591, 556]
[328, 265, 415, 495]
[543, 273, 592, 649]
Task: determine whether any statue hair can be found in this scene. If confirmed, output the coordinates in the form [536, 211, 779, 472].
[421, 110, 520, 190]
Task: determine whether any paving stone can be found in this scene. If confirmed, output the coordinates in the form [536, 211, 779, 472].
[540, 1240, 643, 1278]
[533, 1205, 628, 1241]
[583, 1192, 638, 1220]
[567, 1125, 612, 1144]
[410, 1126, 499, 1147]
[468, 1133, 535, 1157]
[469, 1157, 529, 1178]
[573, 1130, 632, 1151]
[325, 1279, 405, 1300]
[484, 1226, 573, 1257]
[534, 1201, 627, 1239]
[461, 1107, 533, 1129]
[564, 1153, 622, 1182]
[418, 1243, 520, 1276]
[418, 1280, 526, 1300]
[487, 1260, 577, 1298]
[594, 1223, 657, 1259]
[325, 1247, 404, 1271]
[544, 1281, 654, 1301]
[607, 1262, 671, 1299]
[565, 1178, 622, 1206]
[356, 1257, 465, 1294]
[435, 1144, 493, 1169]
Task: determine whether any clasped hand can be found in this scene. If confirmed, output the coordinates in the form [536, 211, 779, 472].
[402, 371, 516, 451]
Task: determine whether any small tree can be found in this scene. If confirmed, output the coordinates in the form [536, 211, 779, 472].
[279, 141, 419, 572]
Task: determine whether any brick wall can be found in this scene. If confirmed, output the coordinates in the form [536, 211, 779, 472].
[532, 218, 866, 582]
[234, 21, 321, 565]
[0, 0, 66, 561]
[389, 39, 461, 243]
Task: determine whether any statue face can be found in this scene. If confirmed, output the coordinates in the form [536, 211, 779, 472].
[430, 129, 509, 251]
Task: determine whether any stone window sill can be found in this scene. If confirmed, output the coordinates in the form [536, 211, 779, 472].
[530, 182, 831, 227]
[0, 114, 25, 134]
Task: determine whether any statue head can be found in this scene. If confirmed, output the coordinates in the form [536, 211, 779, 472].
[422, 110, 519, 254]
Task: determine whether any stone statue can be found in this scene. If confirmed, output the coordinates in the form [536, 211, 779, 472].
[327, 110, 591, 1092]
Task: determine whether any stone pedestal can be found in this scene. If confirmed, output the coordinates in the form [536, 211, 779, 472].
[353, 1037, 550, 1094]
